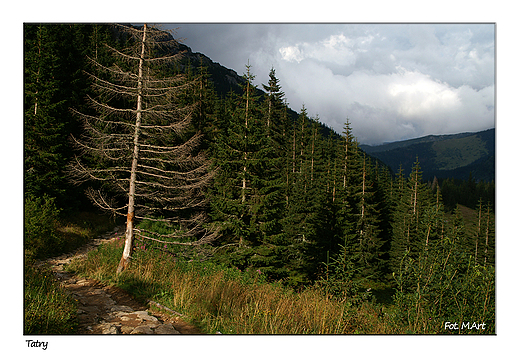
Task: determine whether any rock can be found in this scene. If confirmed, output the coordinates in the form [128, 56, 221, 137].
[88, 289, 106, 296]
[155, 323, 180, 334]
[121, 326, 134, 334]
[134, 310, 150, 316]
[111, 305, 134, 313]
[119, 315, 132, 322]
[134, 311, 159, 322]
[130, 326, 154, 335]
[99, 323, 121, 334]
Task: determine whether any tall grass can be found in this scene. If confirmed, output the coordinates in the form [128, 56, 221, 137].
[68, 239, 393, 334]
[24, 264, 78, 334]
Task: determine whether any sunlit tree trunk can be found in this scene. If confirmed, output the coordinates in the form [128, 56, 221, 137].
[117, 24, 147, 273]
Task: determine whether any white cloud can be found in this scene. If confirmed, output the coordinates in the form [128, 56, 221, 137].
[387, 69, 461, 117]
[279, 46, 305, 63]
[278, 32, 376, 67]
[169, 23, 495, 145]
[275, 59, 493, 144]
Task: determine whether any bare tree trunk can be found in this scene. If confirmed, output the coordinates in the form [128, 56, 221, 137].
[332, 160, 337, 203]
[361, 154, 366, 219]
[310, 121, 317, 182]
[292, 122, 296, 176]
[117, 24, 147, 274]
[267, 94, 271, 137]
[241, 69, 249, 205]
[475, 200, 482, 265]
[484, 205, 490, 266]
[413, 172, 418, 217]
[343, 135, 348, 189]
[71, 24, 218, 275]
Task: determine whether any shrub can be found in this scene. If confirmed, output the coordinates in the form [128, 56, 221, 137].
[24, 194, 63, 260]
[314, 245, 371, 307]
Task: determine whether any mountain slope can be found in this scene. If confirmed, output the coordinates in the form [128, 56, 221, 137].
[359, 128, 495, 182]
[172, 38, 341, 139]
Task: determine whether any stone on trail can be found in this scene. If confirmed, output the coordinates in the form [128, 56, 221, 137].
[155, 323, 180, 334]
[130, 326, 154, 335]
[111, 305, 134, 313]
[100, 323, 121, 334]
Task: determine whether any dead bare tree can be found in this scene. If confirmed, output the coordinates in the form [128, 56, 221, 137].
[70, 24, 218, 274]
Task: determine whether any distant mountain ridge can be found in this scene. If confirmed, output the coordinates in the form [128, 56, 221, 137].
[360, 128, 495, 182]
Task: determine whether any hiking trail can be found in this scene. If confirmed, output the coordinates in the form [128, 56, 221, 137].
[44, 227, 202, 334]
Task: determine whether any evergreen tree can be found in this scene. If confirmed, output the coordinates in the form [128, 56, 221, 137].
[390, 158, 433, 273]
[474, 198, 485, 266]
[370, 162, 394, 276]
[262, 67, 286, 141]
[334, 121, 363, 264]
[24, 24, 120, 209]
[482, 201, 495, 267]
[354, 154, 384, 279]
[210, 63, 273, 268]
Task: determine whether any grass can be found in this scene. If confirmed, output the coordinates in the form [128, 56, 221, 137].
[24, 264, 78, 334]
[68, 236, 495, 334]
[67, 238, 399, 334]
[57, 211, 120, 252]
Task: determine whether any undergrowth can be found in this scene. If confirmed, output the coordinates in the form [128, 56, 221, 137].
[67, 235, 495, 334]
[24, 264, 78, 334]
[24, 203, 117, 334]
[68, 238, 400, 334]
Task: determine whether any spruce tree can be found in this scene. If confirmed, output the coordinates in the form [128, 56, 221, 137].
[24, 24, 120, 209]
[370, 162, 394, 276]
[482, 201, 495, 267]
[334, 121, 363, 263]
[390, 159, 432, 273]
[262, 67, 286, 141]
[210, 63, 271, 268]
[355, 153, 384, 279]
[474, 198, 484, 265]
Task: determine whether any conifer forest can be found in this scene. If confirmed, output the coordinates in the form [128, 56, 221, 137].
[24, 23, 495, 335]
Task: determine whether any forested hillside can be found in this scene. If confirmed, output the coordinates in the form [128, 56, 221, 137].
[24, 24, 495, 334]
[360, 128, 495, 182]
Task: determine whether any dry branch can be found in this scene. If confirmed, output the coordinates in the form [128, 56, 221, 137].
[69, 23, 219, 274]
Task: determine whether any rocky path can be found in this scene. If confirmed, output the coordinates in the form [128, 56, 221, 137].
[45, 227, 201, 335]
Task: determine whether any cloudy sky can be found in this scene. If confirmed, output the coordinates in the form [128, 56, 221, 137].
[164, 23, 495, 145]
